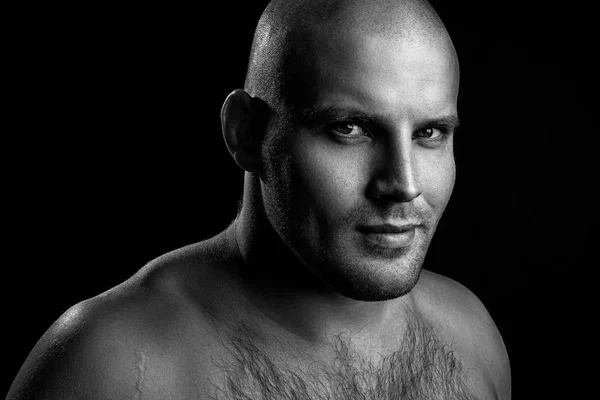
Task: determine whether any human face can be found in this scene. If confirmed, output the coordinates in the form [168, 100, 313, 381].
[261, 31, 459, 301]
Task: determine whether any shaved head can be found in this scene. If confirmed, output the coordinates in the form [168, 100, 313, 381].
[229, 0, 461, 301]
[244, 0, 458, 114]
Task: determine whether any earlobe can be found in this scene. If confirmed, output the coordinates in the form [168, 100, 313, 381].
[221, 89, 263, 173]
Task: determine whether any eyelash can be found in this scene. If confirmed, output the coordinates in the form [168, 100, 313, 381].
[327, 121, 371, 138]
[413, 126, 451, 140]
[326, 121, 452, 145]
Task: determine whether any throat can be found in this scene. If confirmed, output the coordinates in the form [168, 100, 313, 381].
[209, 312, 481, 400]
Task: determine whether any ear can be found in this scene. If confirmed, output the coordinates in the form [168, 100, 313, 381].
[221, 89, 264, 173]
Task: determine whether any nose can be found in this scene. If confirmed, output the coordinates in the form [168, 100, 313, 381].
[367, 134, 421, 203]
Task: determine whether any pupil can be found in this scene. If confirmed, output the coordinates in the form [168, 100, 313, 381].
[338, 123, 353, 134]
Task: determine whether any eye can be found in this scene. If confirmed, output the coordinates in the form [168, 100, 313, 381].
[327, 122, 368, 137]
[413, 127, 444, 140]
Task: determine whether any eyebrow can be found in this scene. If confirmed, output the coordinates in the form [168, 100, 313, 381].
[299, 104, 460, 131]
[420, 114, 460, 131]
[300, 105, 376, 125]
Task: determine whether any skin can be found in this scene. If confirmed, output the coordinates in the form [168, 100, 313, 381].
[8, 1, 511, 399]
[261, 30, 458, 302]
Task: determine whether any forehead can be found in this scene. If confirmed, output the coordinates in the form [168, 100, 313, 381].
[301, 30, 459, 120]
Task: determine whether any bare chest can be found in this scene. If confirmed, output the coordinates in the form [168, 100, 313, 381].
[197, 321, 494, 400]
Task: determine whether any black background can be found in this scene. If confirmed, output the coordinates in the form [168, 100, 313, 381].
[4, 1, 596, 398]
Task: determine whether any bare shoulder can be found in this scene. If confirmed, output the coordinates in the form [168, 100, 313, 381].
[413, 269, 511, 399]
[7, 233, 238, 400]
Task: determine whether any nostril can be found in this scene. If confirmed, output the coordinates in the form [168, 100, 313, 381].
[366, 177, 422, 203]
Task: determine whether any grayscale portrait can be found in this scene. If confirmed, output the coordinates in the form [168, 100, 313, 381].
[6, 1, 593, 399]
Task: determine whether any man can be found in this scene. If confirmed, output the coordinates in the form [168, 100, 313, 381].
[8, 0, 511, 399]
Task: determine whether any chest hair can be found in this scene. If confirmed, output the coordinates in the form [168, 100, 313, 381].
[208, 313, 480, 400]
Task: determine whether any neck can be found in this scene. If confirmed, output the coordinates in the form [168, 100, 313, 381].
[231, 173, 413, 347]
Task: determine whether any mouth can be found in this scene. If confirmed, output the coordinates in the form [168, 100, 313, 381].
[356, 223, 418, 249]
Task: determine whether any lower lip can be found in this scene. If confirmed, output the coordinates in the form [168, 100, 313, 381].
[360, 228, 416, 249]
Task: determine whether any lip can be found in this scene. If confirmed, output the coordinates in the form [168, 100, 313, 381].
[357, 224, 418, 249]
[357, 223, 419, 234]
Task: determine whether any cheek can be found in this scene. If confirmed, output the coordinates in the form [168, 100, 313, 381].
[291, 140, 367, 219]
[416, 150, 456, 211]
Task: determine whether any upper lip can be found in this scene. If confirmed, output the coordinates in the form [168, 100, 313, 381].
[357, 223, 418, 234]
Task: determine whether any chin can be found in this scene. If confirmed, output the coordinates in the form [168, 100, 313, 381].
[314, 249, 426, 302]
[329, 230, 431, 301]
[338, 278, 421, 302]
[289, 221, 434, 302]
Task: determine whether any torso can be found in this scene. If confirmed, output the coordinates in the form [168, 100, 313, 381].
[98, 235, 502, 399]
[199, 309, 490, 400]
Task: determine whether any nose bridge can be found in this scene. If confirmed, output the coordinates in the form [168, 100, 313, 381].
[371, 124, 421, 202]
[390, 127, 414, 178]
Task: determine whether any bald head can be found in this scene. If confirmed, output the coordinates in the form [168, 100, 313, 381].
[244, 0, 457, 113]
